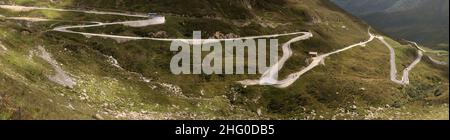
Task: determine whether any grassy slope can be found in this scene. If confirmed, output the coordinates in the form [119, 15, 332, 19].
[0, 0, 448, 120]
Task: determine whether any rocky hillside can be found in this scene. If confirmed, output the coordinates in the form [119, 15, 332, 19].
[0, 0, 448, 120]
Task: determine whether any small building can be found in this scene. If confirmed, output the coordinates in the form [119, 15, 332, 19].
[309, 52, 318, 56]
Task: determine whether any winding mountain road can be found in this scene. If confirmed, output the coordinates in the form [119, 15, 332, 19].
[1, 4, 441, 88]
[408, 41, 447, 66]
[239, 29, 376, 88]
[0, 5, 311, 45]
[240, 30, 432, 87]
[377, 37, 423, 85]
[0, 5, 148, 17]
[427, 56, 448, 65]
